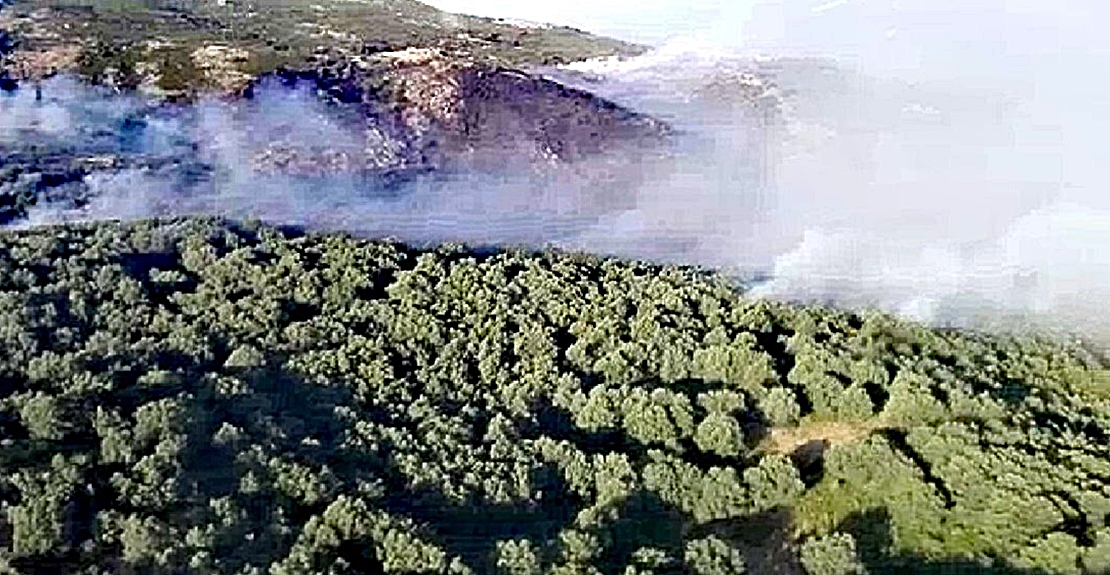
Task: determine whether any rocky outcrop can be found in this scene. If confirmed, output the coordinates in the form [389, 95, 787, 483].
[214, 45, 670, 190]
[241, 47, 671, 179]
[0, 0, 682, 223]
[453, 66, 669, 163]
[0, 0, 669, 177]
[190, 44, 253, 94]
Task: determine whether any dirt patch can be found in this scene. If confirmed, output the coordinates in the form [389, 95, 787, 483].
[758, 419, 888, 456]
[375, 47, 469, 135]
[252, 144, 363, 176]
[4, 45, 80, 79]
[191, 44, 252, 93]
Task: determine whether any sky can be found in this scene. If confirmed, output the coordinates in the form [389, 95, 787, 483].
[422, 0, 1107, 75]
[421, 0, 751, 47]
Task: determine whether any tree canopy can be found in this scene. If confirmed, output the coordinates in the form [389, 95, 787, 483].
[0, 216, 1108, 575]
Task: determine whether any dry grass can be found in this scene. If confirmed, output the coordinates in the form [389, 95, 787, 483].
[758, 418, 889, 456]
[5, 45, 81, 79]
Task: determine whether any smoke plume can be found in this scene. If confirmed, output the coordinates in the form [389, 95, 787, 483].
[555, 1, 1110, 344]
[3, 0, 1109, 344]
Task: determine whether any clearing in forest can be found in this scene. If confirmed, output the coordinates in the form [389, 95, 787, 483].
[758, 418, 889, 456]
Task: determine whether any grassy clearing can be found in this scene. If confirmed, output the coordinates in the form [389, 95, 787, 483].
[758, 418, 889, 456]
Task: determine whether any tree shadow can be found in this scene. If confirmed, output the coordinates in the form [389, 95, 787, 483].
[749, 324, 798, 391]
[526, 395, 648, 460]
[377, 462, 581, 575]
[874, 429, 955, 510]
[114, 250, 197, 308]
[331, 538, 387, 575]
[995, 379, 1031, 408]
[738, 401, 775, 454]
[183, 360, 358, 495]
[181, 359, 582, 575]
[168, 360, 364, 571]
[693, 506, 804, 575]
[790, 439, 828, 489]
[595, 490, 688, 575]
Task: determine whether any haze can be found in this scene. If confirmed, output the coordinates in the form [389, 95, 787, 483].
[5, 0, 1110, 345]
[427, 0, 1110, 342]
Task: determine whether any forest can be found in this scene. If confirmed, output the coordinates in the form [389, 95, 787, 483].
[1, 216, 1110, 575]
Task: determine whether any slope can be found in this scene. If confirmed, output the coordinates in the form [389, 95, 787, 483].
[1, 216, 1109, 575]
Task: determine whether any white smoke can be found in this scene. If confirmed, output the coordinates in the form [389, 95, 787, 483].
[4, 0, 1110, 344]
[1, 75, 620, 246]
[539, 0, 1110, 343]
[750, 0, 1110, 341]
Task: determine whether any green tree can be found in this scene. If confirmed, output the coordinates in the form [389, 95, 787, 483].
[758, 387, 801, 427]
[692, 335, 776, 392]
[685, 535, 746, 575]
[799, 533, 865, 575]
[5, 455, 86, 557]
[115, 513, 182, 567]
[621, 389, 681, 449]
[1083, 528, 1110, 574]
[743, 454, 805, 512]
[12, 392, 68, 441]
[495, 539, 542, 575]
[881, 372, 946, 426]
[1011, 533, 1082, 575]
[694, 414, 744, 458]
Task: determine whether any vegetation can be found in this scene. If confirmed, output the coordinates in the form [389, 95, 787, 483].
[0, 0, 644, 96]
[0, 216, 1109, 575]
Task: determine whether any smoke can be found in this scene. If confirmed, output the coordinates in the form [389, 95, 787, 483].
[3, 0, 1110, 344]
[738, 0, 1110, 343]
[551, 1, 1110, 343]
[1, 75, 643, 246]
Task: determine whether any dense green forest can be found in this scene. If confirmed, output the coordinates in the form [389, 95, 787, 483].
[1, 216, 1110, 575]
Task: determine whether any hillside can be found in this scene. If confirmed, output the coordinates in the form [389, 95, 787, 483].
[0, 0, 645, 94]
[0, 0, 682, 225]
[1, 216, 1110, 574]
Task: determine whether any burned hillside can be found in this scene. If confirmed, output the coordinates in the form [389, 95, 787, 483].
[0, 0, 686, 224]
